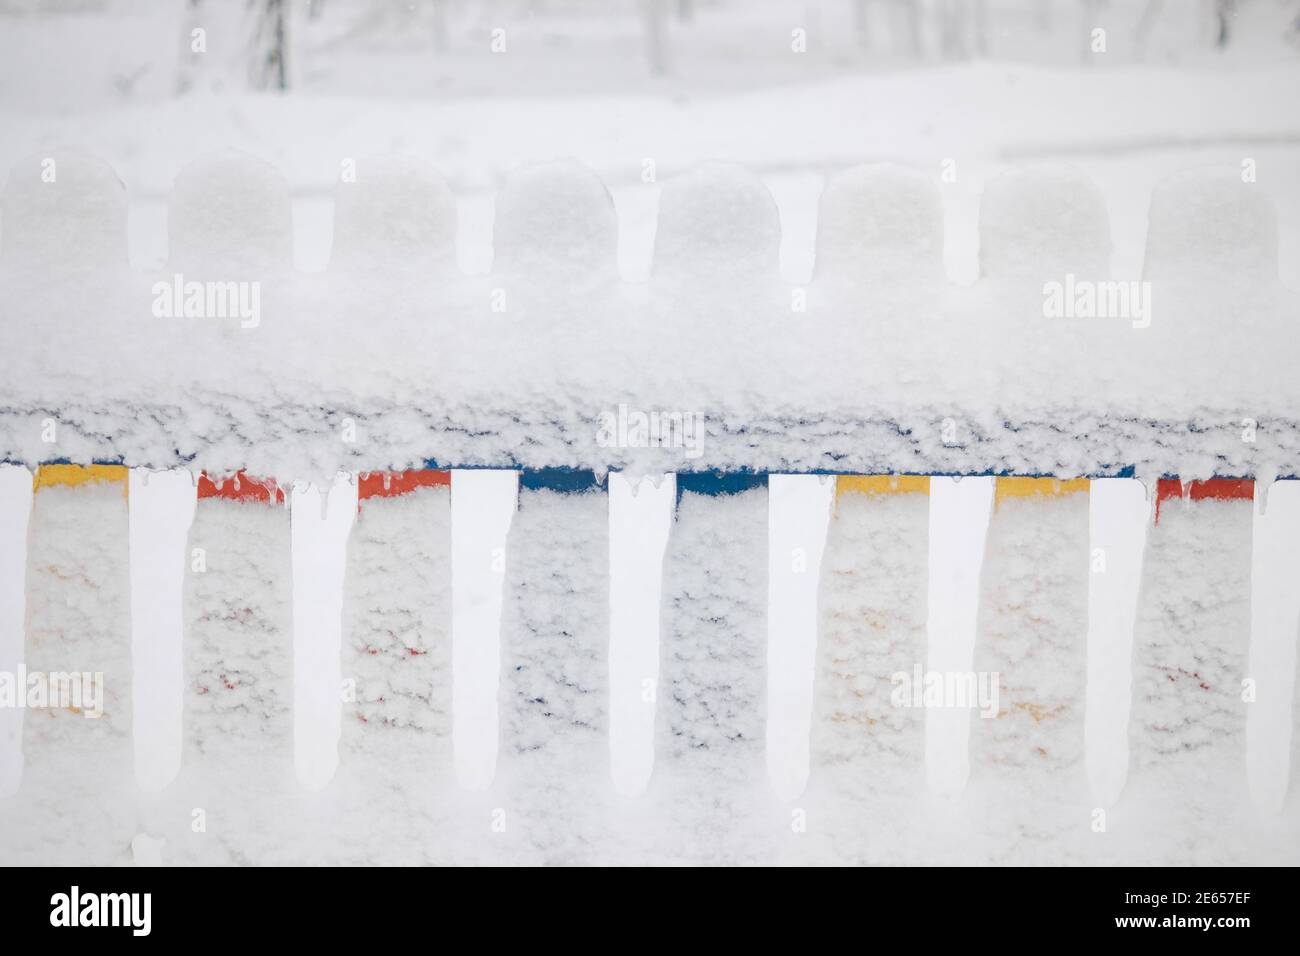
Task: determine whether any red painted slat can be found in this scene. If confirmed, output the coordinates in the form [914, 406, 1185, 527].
[1154, 478, 1253, 523]
[357, 469, 451, 503]
[197, 470, 285, 505]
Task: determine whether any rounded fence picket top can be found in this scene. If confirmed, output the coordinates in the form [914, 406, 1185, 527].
[1, 150, 127, 273]
[979, 164, 1110, 282]
[815, 163, 943, 283]
[168, 152, 294, 275]
[1143, 166, 1277, 283]
[491, 159, 617, 279]
[330, 155, 457, 271]
[652, 161, 780, 280]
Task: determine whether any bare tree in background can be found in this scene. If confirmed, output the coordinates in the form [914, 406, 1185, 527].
[644, 0, 669, 75]
[177, 0, 205, 95]
[1080, 0, 1103, 63]
[894, 0, 923, 57]
[853, 0, 871, 51]
[250, 0, 290, 91]
[1214, 0, 1236, 48]
[433, 0, 450, 53]
[938, 0, 968, 59]
[1134, 0, 1162, 59]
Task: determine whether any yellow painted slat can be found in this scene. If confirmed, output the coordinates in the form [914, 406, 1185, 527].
[836, 475, 930, 498]
[994, 476, 1088, 509]
[33, 464, 128, 495]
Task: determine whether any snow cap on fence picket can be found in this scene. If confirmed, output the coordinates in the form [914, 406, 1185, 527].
[815, 163, 942, 282]
[1, 150, 126, 272]
[979, 165, 1110, 280]
[330, 156, 457, 270]
[168, 152, 293, 274]
[652, 162, 780, 279]
[1142, 167, 1276, 282]
[492, 159, 616, 278]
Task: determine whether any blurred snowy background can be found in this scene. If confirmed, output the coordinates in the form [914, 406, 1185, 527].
[1, 0, 1298, 282]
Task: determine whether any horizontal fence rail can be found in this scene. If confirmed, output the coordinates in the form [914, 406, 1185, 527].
[0, 152, 1297, 479]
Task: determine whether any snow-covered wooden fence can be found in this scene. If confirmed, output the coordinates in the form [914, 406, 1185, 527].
[0, 152, 1297, 864]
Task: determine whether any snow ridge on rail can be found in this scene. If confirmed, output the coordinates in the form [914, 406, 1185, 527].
[0, 151, 1296, 483]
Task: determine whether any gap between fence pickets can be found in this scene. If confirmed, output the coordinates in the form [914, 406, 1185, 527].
[1248, 480, 1300, 813]
[607, 472, 674, 797]
[127, 469, 196, 793]
[450, 469, 518, 791]
[1085, 478, 1149, 809]
[926, 476, 997, 800]
[0, 465, 33, 797]
[291, 476, 357, 791]
[766, 475, 836, 802]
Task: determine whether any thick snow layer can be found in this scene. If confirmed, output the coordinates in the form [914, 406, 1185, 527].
[0, 150, 126, 273]
[330, 156, 458, 273]
[653, 161, 781, 281]
[492, 160, 617, 284]
[2, 156, 1297, 481]
[815, 163, 943, 285]
[169, 153, 294, 276]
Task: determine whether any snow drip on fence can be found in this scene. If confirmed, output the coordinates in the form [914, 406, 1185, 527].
[2, 153, 1298, 480]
